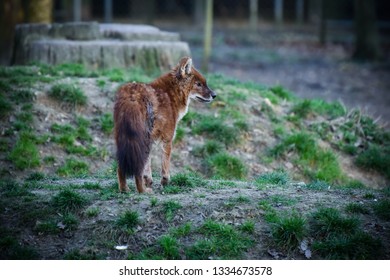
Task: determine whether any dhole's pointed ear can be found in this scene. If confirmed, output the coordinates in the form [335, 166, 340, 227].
[179, 57, 192, 78]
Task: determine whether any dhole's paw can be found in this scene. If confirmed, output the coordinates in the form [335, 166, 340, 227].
[144, 176, 153, 188]
[119, 185, 130, 193]
[143, 187, 153, 194]
[161, 176, 169, 186]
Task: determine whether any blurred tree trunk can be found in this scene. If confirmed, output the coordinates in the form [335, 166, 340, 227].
[193, 0, 204, 27]
[202, 0, 213, 73]
[296, 0, 304, 25]
[319, 0, 327, 45]
[354, 0, 381, 60]
[104, 0, 113, 23]
[249, 0, 258, 31]
[274, 0, 283, 25]
[0, 0, 24, 65]
[28, 0, 53, 23]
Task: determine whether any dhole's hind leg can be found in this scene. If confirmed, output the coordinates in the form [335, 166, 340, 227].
[135, 175, 153, 193]
[161, 141, 172, 186]
[143, 155, 153, 188]
[117, 166, 130, 192]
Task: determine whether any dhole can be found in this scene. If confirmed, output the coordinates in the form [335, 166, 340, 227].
[114, 57, 216, 193]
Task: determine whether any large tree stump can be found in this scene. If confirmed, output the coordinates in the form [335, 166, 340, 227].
[12, 22, 190, 72]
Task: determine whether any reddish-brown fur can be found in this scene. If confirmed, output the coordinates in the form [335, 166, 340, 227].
[114, 57, 216, 193]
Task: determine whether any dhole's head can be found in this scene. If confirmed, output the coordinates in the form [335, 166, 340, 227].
[176, 57, 216, 103]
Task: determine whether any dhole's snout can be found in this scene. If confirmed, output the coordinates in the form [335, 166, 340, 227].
[210, 90, 217, 99]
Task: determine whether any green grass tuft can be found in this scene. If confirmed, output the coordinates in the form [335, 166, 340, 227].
[372, 199, 390, 220]
[0, 228, 39, 259]
[193, 116, 240, 146]
[207, 152, 247, 179]
[56, 158, 89, 177]
[269, 212, 307, 251]
[356, 144, 390, 179]
[163, 200, 182, 222]
[158, 235, 180, 260]
[170, 223, 192, 238]
[192, 140, 224, 157]
[270, 132, 343, 183]
[345, 203, 370, 215]
[100, 113, 114, 135]
[48, 83, 87, 107]
[116, 210, 140, 233]
[0, 93, 13, 118]
[186, 219, 252, 260]
[256, 170, 289, 186]
[310, 207, 360, 238]
[169, 172, 204, 188]
[312, 231, 382, 259]
[51, 189, 88, 213]
[26, 172, 45, 181]
[52, 63, 96, 77]
[291, 99, 346, 119]
[9, 132, 40, 170]
[240, 220, 255, 234]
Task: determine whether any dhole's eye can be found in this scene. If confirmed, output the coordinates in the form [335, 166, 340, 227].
[196, 82, 202, 87]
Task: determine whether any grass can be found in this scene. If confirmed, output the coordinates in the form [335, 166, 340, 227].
[102, 67, 152, 83]
[9, 132, 40, 170]
[270, 132, 343, 183]
[187, 219, 253, 260]
[269, 212, 307, 251]
[173, 126, 185, 143]
[158, 235, 180, 259]
[26, 172, 46, 181]
[0, 229, 39, 259]
[207, 152, 247, 179]
[34, 220, 60, 235]
[165, 172, 204, 193]
[85, 207, 100, 217]
[0, 93, 12, 118]
[13, 89, 36, 104]
[51, 63, 96, 77]
[345, 203, 370, 215]
[290, 99, 346, 119]
[255, 170, 289, 187]
[56, 158, 89, 177]
[163, 200, 182, 222]
[305, 180, 330, 190]
[310, 207, 360, 238]
[48, 83, 87, 107]
[192, 140, 224, 157]
[372, 199, 390, 220]
[116, 210, 140, 233]
[192, 115, 240, 146]
[170, 222, 192, 237]
[51, 189, 89, 213]
[224, 195, 251, 209]
[50, 119, 101, 158]
[312, 231, 382, 259]
[356, 144, 390, 179]
[100, 113, 114, 135]
[269, 85, 295, 101]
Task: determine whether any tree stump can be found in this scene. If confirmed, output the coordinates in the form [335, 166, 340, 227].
[12, 22, 190, 72]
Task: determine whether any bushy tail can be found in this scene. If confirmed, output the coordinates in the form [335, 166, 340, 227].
[114, 102, 152, 177]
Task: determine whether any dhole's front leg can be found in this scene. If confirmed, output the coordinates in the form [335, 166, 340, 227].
[161, 141, 172, 186]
